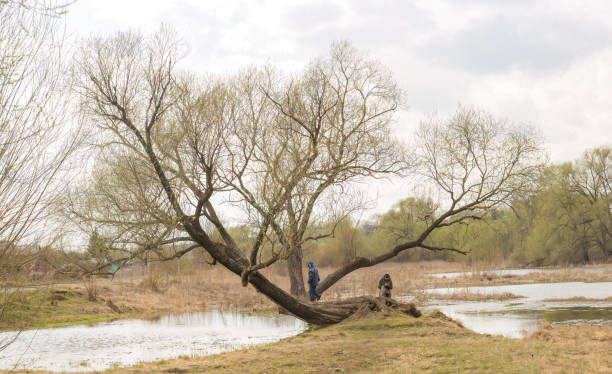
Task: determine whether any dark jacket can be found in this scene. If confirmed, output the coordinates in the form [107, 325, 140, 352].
[378, 275, 393, 290]
[307, 261, 320, 287]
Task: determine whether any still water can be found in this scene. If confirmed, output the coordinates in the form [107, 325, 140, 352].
[1, 282, 610, 371]
[431, 265, 612, 278]
[415, 281, 612, 338]
[0, 310, 307, 372]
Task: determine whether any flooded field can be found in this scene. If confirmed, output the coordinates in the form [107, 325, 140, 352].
[0, 310, 306, 372]
[431, 265, 612, 279]
[415, 281, 612, 338]
[1, 277, 610, 371]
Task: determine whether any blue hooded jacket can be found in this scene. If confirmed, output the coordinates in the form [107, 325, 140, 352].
[307, 261, 320, 287]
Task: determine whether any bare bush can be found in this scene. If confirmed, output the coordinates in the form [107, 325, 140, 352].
[82, 276, 99, 301]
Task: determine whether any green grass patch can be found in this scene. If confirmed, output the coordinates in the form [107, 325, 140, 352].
[0, 288, 128, 331]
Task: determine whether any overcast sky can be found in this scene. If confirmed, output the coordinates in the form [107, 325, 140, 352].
[65, 0, 612, 215]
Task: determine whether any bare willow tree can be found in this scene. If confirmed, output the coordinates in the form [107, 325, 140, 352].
[0, 0, 78, 352]
[0, 0, 78, 276]
[215, 43, 405, 297]
[72, 28, 544, 324]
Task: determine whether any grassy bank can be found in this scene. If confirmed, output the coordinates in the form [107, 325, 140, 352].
[432, 267, 612, 288]
[2, 263, 612, 373]
[0, 266, 285, 331]
[0, 287, 147, 331]
[0, 282, 204, 331]
[70, 311, 612, 373]
[420, 290, 523, 302]
[4, 260, 611, 332]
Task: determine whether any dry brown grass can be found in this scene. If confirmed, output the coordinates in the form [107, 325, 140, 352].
[519, 268, 612, 283]
[168, 266, 283, 312]
[525, 321, 612, 372]
[69, 261, 467, 316]
[543, 296, 612, 302]
[81, 276, 99, 301]
[50, 311, 612, 374]
[78, 266, 284, 316]
[102, 261, 609, 314]
[528, 320, 554, 340]
[425, 290, 523, 302]
[320, 261, 460, 300]
[428, 267, 612, 288]
[10, 260, 610, 326]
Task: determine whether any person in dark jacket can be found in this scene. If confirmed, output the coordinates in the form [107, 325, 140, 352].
[307, 261, 321, 301]
[378, 272, 393, 297]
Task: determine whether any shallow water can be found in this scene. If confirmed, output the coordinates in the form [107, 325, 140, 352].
[0, 310, 307, 372]
[412, 281, 612, 338]
[2, 283, 610, 371]
[428, 281, 612, 299]
[431, 265, 612, 279]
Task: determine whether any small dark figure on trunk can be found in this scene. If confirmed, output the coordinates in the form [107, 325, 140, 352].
[378, 272, 393, 298]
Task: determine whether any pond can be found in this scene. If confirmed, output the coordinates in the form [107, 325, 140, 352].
[413, 281, 612, 338]
[0, 310, 307, 372]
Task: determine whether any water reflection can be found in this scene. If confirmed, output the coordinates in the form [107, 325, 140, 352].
[0, 310, 307, 372]
[2, 283, 610, 371]
[412, 281, 612, 338]
[424, 304, 540, 338]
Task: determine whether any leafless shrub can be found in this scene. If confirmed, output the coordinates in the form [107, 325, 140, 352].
[82, 276, 99, 301]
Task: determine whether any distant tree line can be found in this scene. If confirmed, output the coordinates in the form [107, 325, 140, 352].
[294, 146, 610, 268]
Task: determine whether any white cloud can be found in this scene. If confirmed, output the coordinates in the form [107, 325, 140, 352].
[65, 0, 612, 214]
[465, 47, 612, 161]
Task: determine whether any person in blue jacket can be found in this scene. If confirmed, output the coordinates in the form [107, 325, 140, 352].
[307, 261, 321, 301]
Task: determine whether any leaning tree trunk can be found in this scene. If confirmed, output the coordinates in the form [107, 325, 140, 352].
[249, 267, 421, 324]
[185, 223, 419, 325]
[142, 140, 419, 325]
[287, 244, 306, 298]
